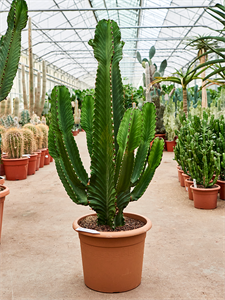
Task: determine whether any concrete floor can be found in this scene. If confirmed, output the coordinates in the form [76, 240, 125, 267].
[0, 132, 224, 300]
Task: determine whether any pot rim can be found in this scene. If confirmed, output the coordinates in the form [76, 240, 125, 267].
[0, 185, 10, 197]
[1, 157, 29, 161]
[190, 184, 220, 191]
[217, 178, 225, 183]
[73, 212, 152, 239]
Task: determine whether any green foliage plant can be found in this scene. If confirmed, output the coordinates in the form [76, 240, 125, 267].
[48, 20, 164, 229]
[3, 127, 24, 158]
[0, 0, 28, 102]
[163, 98, 177, 141]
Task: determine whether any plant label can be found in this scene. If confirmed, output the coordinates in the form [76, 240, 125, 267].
[76, 228, 100, 234]
[193, 179, 197, 188]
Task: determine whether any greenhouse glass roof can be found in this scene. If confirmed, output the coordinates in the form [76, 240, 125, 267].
[0, 0, 224, 88]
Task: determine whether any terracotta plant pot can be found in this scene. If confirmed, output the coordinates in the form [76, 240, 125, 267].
[0, 185, 10, 243]
[0, 176, 5, 185]
[0, 154, 7, 176]
[150, 133, 166, 150]
[2, 157, 29, 180]
[49, 155, 53, 163]
[73, 212, 152, 293]
[27, 153, 38, 175]
[72, 130, 79, 136]
[165, 140, 176, 152]
[185, 179, 194, 200]
[177, 168, 184, 187]
[177, 166, 181, 182]
[182, 173, 190, 191]
[217, 179, 225, 200]
[34, 151, 41, 171]
[39, 148, 47, 168]
[190, 184, 220, 209]
[44, 149, 50, 165]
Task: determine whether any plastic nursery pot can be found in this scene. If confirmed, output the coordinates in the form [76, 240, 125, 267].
[182, 173, 190, 192]
[44, 149, 50, 165]
[150, 134, 166, 150]
[190, 184, 220, 209]
[39, 148, 47, 168]
[34, 151, 41, 171]
[73, 212, 152, 293]
[0, 185, 10, 243]
[49, 154, 53, 163]
[0, 176, 5, 185]
[165, 140, 176, 152]
[217, 179, 225, 200]
[177, 168, 184, 187]
[2, 157, 29, 180]
[27, 154, 38, 175]
[185, 179, 194, 200]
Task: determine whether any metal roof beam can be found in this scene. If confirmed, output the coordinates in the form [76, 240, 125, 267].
[0, 6, 215, 13]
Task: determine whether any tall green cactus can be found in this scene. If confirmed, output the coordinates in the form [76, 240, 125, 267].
[0, 0, 28, 102]
[49, 20, 164, 228]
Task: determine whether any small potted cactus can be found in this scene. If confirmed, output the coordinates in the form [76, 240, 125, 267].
[1, 128, 29, 180]
[36, 124, 50, 165]
[49, 19, 164, 293]
[22, 127, 37, 175]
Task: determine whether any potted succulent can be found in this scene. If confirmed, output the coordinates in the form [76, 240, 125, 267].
[2, 128, 29, 180]
[163, 98, 177, 152]
[36, 124, 50, 166]
[23, 123, 42, 170]
[49, 19, 164, 293]
[213, 116, 225, 200]
[22, 127, 37, 175]
[188, 112, 221, 209]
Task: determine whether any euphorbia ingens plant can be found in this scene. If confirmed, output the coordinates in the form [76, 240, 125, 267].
[48, 20, 164, 228]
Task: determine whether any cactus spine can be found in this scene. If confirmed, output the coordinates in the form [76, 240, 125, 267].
[49, 20, 164, 228]
[21, 64, 28, 109]
[20, 109, 30, 126]
[28, 17, 34, 115]
[3, 128, 24, 158]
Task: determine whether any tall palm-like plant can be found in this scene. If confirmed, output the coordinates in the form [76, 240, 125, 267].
[148, 66, 204, 116]
[187, 35, 218, 108]
[186, 4, 225, 83]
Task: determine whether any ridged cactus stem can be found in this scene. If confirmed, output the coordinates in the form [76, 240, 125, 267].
[49, 20, 164, 229]
[3, 127, 24, 158]
[22, 127, 35, 154]
[21, 64, 28, 109]
[13, 97, 20, 117]
[6, 97, 12, 115]
[0, 0, 28, 102]
[39, 61, 46, 116]
[0, 100, 6, 116]
[28, 17, 34, 115]
[34, 72, 41, 114]
[145, 62, 151, 102]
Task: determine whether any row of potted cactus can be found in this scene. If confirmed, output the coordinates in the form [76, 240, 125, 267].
[0, 123, 52, 180]
[174, 112, 225, 209]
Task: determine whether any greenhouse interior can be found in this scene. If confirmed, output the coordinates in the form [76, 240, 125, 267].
[0, 0, 224, 299]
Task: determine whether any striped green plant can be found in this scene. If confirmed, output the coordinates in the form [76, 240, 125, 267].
[0, 0, 28, 102]
[49, 20, 164, 228]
